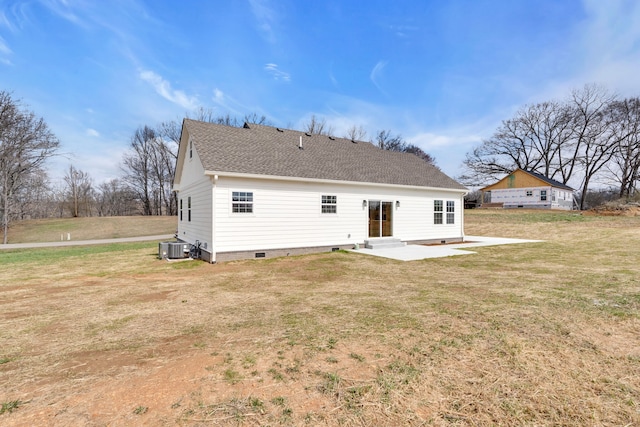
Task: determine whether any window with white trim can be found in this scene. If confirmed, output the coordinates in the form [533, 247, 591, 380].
[232, 191, 253, 213]
[188, 196, 191, 221]
[434, 200, 443, 224]
[321, 195, 337, 214]
[446, 201, 455, 224]
[180, 198, 183, 221]
[526, 190, 533, 197]
[540, 190, 547, 201]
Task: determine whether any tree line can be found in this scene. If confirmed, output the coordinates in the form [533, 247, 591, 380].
[6, 81, 639, 243]
[461, 84, 640, 209]
[0, 92, 436, 243]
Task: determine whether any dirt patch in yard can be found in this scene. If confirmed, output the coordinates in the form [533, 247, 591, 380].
[585, 203, 640, 216]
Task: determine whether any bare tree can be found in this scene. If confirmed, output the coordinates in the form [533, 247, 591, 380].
[604, 97, 640, 198]
[303, 114, 334, 136]
[14, 169, 55, 220]
[0, 91, 59, 243]
[121, 126, 156, 215]
[404, 144, 437, 166]
[459, 84, 638, 205]
[64, 165, 93, 217]
[148, 137, 176, 215]
[374, 130, 438, 165]
[96, 179, 138, 216]
[121, 125, 182, 216]
[344, 125, 368, 141]
[460, 101, 575, 186]
[243, 113, 271, 125]
[569, 85, 620, 209]
[375, 130, 406, 151]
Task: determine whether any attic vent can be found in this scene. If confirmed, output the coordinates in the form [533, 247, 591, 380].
[305, 132, 312, 137]
[276, 128, 284, 132]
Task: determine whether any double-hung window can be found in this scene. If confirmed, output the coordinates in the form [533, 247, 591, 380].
[188, 196, 191, 221]
[232, 191, 253, 213]
[446, 201, 455, 224]
[434, 200, 443, 224]
[321, 195, 337, 214]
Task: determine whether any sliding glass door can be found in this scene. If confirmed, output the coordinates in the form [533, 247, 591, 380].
[368, 200, 393, 238]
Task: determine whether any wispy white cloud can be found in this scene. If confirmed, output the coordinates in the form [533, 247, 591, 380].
[139, 69, 198, 110]
[527, 0, 640, 104]
[249, 0, 277, 44]
[370, 61, 388, 94]
[575, 0, 640, 95]
[264, 63, 290, 81]
[213, 88, 224, 103]
[38, 0, 86, 28]
[389, 24, 419, 38]
[0, 35, 11, 55]
[0, 11, 16, 31]
[86, 128, 99, 137]
[328, 63, 339, 88]
[0, 34, 12, 65]
[209, 88, 249, 117]
[0, 4, 30, 32]
[408, 132, 481, 150]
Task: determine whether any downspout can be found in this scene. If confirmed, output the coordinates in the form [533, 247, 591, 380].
[461, 192, 466, 242]
[211, 174, 217, 263]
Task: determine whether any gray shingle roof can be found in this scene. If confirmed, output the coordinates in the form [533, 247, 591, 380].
[524, 170, 574, 191]
[182, 119, 466, 190]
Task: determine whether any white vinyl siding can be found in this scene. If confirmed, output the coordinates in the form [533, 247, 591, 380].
[176, 179, 212, 249]
[212, 177, 464, 252]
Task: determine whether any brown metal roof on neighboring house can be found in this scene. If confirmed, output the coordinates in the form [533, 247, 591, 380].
[182, 119, 467, 190]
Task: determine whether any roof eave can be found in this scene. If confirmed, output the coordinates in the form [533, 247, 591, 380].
[204, 170, 467, 193]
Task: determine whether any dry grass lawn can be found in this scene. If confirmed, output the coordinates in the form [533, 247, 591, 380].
[6, 215, 177, 243]
[0, 210, 639, 426]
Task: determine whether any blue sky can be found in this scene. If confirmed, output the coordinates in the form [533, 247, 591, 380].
[2, 0, 640, 185]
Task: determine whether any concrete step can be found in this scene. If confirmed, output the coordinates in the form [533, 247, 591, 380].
[364, 238, 404, 250]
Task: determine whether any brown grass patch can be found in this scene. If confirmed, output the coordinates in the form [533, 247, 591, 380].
[6, 215, 176, 243]
[0, 210, 639, 425]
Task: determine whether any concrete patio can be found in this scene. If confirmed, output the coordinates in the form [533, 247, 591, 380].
[348, 235, 542, 261]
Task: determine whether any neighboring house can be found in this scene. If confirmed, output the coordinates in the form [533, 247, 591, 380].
[173, 119, 468, 262]
[480, 169, 575, 210]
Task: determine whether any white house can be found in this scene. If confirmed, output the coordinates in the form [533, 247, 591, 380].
[480, 169, 575, 210]
[173, 119, 468, 262]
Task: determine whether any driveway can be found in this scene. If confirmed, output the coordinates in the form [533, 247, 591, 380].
[349, 235, 542, 261]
